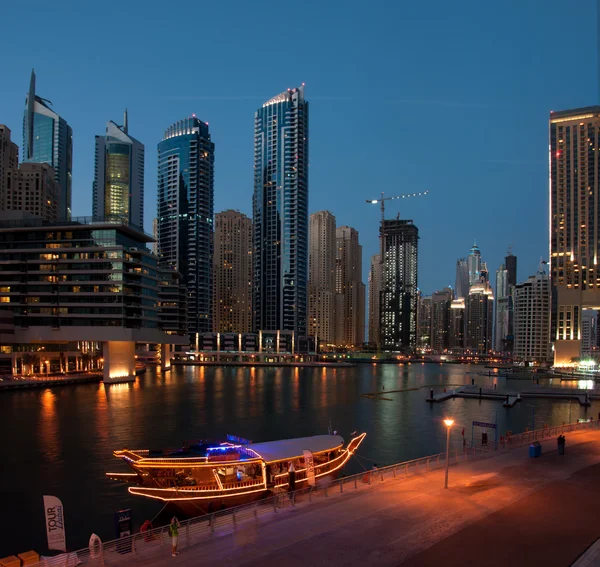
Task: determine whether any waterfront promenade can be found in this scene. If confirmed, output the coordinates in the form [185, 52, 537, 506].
[82, 426, 600, 566]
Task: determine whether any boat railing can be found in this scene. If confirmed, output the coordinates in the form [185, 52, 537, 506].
[39, 422, 600, 566]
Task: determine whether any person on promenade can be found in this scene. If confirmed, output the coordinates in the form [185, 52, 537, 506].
[169, 516, 181, 557]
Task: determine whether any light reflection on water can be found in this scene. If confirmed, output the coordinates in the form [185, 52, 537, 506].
[1, 363, 598, 556]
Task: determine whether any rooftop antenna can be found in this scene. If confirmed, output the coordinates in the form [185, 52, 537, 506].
[123, 109, 129, 135]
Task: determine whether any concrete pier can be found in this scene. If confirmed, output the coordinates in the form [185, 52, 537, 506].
[80, 426, 600, 566]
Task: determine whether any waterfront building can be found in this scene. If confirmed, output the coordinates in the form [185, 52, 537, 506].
[157, 117, 215, 338]
[0, 125, 18, 210]
[23, 70, 72, 220]
[466, 272, 494, 354]
[514, 262, 550, 364]
[549, 107, 600, 365]
[494, 264, 510, 352]
[335, 226, 365, 348]
[368, 254, 382, 347]
[455, 258, 469, 299]
[431, 287, 453, 353]
[380, 219, 418, 351]
[5, 162, 59, 221]
[309, 211, 336, 347]
[581, 310, 598, 359]
[252, 85, 308, 338]
[93, 111, 144, 228]
[213, 210, 252, 334]
[449, 298, 465, 350]
[416, 293, 432, 350]
[467, 242, 482, 286]
[0, 215, 185, 379]
[158, 267, 188, 338]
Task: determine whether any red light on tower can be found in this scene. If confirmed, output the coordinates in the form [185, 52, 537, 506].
[556, 151, 561, 158]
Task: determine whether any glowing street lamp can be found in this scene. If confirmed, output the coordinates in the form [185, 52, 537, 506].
[443, 419, 454, 489]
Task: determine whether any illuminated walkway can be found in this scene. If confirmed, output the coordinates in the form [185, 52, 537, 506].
[108, 428, 600, 566]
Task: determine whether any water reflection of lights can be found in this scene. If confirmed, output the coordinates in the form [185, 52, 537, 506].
[40, 389, 60, 461]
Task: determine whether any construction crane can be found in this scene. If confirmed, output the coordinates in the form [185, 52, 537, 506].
[366, 191, 429, 263]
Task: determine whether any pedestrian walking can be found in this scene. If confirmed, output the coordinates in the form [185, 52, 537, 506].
[169, 516, 181, 557]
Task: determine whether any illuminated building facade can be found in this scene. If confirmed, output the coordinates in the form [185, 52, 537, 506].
[213, 210, 252, 334]
[416, 293, 432, 349]
[368, 254, 382, 347]
[157, 117, 215, 337]
[335, 226, 365, 347]
[5, 162, 59, 221]
[550, 107, 600, 365]
[252, 85, 308, 338]
[467, 273, 494, 354]
[23, 70, 72, 220]
[309, 211, 336, 345]
[467, 242, 481, 286]
[380, 219, 418, 351]
[514, 264, 550, 363]
[0, 125, 18, 210]
[0, 215, 185, 379]
[93, 111, 145, 228]
[449, 298, 465, 350]
[431, 287, 452, 352]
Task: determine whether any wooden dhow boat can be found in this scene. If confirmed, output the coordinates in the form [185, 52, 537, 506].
[107, 432, 366, 513]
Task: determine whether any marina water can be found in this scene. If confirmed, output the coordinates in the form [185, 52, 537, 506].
[0, 363, 595, 556]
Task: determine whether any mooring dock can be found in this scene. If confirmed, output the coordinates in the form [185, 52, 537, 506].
[425, 385, 595, 408]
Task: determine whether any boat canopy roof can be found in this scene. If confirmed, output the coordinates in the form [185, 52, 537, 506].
[250, 435, 344, 463]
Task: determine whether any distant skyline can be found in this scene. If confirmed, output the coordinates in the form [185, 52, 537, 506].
[0, 0, 598, 294]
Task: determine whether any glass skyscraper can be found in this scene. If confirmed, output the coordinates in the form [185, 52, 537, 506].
[93, 111, 145, 229]
[23, 69, 73, 220]
[253, 85, 309, 337]
[157, 117, 214, 337]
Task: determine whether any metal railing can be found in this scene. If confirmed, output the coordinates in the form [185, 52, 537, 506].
[30, 419, 600, 566]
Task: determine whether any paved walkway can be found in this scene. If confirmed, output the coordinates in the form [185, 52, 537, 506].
[106, 429, 600, 566]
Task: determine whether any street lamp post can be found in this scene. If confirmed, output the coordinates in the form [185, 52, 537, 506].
[444, 419, 454, 489]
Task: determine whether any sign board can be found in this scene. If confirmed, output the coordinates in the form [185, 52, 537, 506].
[472, 421, 497, 429]
[43, 495, 66, 552]
[303, 450, 316, 486]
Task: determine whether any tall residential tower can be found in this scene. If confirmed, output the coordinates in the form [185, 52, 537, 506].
[157, 117, 215, 338]
[549, 107, 600, 365]
[23, 70, 72, 220]
[252, 85, 308, 337]
[380, 219, 419, 351]
[309, 211, 336, 346]
[213, 210, 252, 333]
[93, 111, 144, 228]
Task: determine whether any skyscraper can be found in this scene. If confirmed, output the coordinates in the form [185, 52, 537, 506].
[455, 258, 469, 299]
[505, 250, 517, 287]
[431, 287, 453, 352]
[252, 85, 308, 337]
[467, 242, 481, 287]
[157, 117, 214, 337]
[549, 107, 600, 365]
[514, 263, 550, 363]
[368, 254, 382, 347]
[380, 219, 419, 351]
[5, 162, 59, 221]
[213, 210, 252, 333]
[309, 211, 336, 346]
[335, 226, 365, 347]
[416, 293, 432, 350]
[467, 272, 494, 354]
[0, 125, 18, 210]
[23, 70, 72, 220]
[449, 298, 465, 350]
[93, 111, 144, 228]
[494, 264, 510, 352]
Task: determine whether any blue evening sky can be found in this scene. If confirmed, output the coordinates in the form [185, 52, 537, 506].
[0, 0, 597, 295]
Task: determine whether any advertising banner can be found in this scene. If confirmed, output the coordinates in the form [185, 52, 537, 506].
[43, 495, 66, 552]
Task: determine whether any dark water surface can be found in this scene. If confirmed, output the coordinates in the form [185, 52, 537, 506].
[0, 363, 595, 556]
